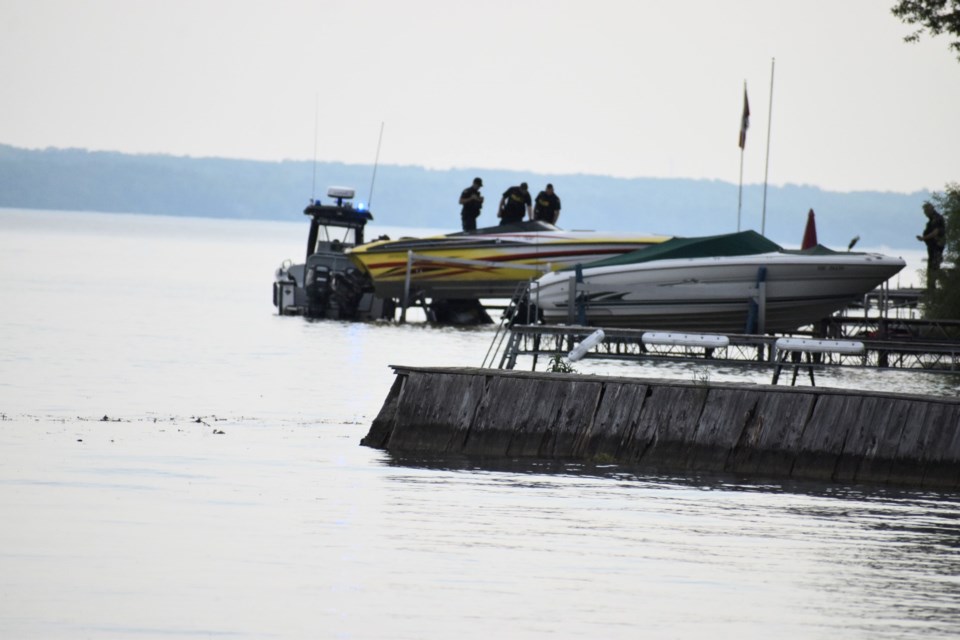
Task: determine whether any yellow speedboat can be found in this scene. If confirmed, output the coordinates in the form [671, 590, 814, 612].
[348, 220, 669, 300]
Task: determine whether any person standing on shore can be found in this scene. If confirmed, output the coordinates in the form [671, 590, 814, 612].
[498, 182, 531, 224]
[459, 177, 484, 231]
[917, 201, 946, 289]
[533, 184, 561, 224]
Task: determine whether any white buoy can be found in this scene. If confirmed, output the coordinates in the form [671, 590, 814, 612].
[568, 329, 605, 362]
[642, 332, 730, 348]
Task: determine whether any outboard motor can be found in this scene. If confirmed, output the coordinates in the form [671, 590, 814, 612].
[305, 264, 332, 315]
[329, 266, 369, 319]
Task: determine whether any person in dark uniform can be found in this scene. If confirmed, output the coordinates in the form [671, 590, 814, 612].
[533, 183, 561, 224]
[459, 177, 484, 231]
[498, 182, 532, 224]
[917, 201, 946, 289]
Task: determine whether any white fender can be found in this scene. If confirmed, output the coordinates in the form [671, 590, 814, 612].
[568, 329, 605, 362]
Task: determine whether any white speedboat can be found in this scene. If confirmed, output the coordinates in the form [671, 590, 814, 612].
[531, 231, 906, 333]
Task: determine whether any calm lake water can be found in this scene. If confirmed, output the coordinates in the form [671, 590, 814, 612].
[1, 208, 959, 639]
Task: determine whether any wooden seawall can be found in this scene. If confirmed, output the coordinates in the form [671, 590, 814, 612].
[361, 366, 960, 489]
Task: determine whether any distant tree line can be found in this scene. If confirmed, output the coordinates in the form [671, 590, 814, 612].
[0, 144, 931, 250]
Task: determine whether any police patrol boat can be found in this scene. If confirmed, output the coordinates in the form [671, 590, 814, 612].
[273, 187, 395, 320]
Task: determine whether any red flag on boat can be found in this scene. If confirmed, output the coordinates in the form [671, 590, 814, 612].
[801, 209, 818, 250]
[738, 87, 750, 149]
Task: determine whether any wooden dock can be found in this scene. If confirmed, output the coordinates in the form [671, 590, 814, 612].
[361, 366, 960, 489]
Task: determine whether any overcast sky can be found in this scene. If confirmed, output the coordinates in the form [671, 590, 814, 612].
[2, 0, 958, 194]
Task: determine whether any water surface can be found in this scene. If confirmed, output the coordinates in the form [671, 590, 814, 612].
[1, 209, 959, 639]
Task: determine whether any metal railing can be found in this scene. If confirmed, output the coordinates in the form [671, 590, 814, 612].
[399, 250, 551, 322]
[489, 323, 960, 377]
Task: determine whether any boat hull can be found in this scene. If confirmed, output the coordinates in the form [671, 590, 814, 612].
[348, 226, 667, 300]
[532, 252, 906, 333]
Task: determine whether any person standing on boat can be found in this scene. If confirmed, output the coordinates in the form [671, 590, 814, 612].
[459, 177, 484, 231]
[533, 184, 561, 224]
[498, 182, 532, 224]
[917, 201, 946, 289]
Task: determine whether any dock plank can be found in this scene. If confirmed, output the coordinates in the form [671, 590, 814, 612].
[629, 385, 709, 469]
[574, 382, 650, 460]
[388, 370, 486, 452]
[728, 391, 815, 477]
[919, 403, 960, 489]
[851, 397, 915, 485]
[793, 394, 863, 481]
[688, 387, 762, 472]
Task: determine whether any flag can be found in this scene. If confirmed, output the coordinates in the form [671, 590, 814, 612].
[801, 209, 818, 250]
[738, 87, 750, 149]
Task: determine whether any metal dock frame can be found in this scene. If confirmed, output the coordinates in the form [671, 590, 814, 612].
[489, 324, 960, 378]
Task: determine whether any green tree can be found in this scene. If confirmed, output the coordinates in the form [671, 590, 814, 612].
[922, 183, 960, 318]
[891, 1, 960, 60]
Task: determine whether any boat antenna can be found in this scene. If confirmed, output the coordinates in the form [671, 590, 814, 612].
[311, 93, 320, 203]
[367, 121, 385, 208]
[761, 57, 775, 235]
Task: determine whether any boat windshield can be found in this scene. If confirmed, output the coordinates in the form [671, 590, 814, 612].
[312, 225, 360, 251]
[304, 203, 372, 256]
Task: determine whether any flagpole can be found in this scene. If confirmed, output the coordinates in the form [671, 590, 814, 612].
[737, 143, 744, 232]
[737, 80, 748, 232]
[761, 58, 775, 236]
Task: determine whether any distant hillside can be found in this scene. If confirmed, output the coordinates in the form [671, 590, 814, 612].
[0, 144, 931, 249]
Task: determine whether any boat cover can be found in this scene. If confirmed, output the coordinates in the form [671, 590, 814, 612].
[573, 230, 783, 269]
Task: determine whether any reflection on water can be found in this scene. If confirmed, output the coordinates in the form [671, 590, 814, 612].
[381, 454, 960, 638]
[1, 209, 959, 639]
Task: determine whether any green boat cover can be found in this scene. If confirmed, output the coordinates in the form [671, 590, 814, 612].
[573, 230, 784, 270]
